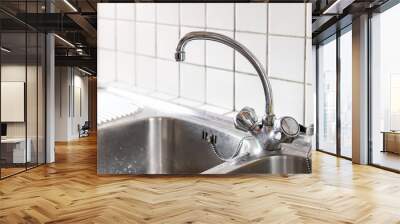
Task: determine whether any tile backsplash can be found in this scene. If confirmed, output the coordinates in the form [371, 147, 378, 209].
[98, 3, 313, 125]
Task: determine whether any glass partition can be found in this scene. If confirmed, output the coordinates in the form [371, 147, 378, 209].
[27, 31, 38, 169]
[0, 31, 28, 177]
[0, 1, 46, 179]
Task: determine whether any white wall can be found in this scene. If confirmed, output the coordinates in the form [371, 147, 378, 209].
[1, 65, 38, 138]
[98, 3, 313, 125]
[55, 67, 89, 141]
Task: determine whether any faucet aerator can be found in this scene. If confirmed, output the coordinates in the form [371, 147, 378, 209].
[175, 51, 185, 61]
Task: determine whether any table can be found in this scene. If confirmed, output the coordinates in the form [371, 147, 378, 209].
[1, 138, 32, 164]
[382, 131, 400, 154]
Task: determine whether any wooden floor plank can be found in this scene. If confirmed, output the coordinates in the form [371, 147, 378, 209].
[0, 135, 400, 223]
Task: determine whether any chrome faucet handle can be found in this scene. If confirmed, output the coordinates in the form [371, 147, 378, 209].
[274, 116, 300, 138]
[234, 107, 259, 132]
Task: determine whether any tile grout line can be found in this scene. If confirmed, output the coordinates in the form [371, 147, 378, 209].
[233, 3, 237, 113]
[155, 4, 158, 93]
[204, 3, 208, 104]
[133, 5, 137, 88]
[114, 5, 118, 83]
[178, 3, 181, 98]
[266, 1, 270, 111]
[303, 1, 308, 125]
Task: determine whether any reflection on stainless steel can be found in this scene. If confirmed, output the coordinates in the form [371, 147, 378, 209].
[98, 90, 312, 175]
[202, 155, 310, 174]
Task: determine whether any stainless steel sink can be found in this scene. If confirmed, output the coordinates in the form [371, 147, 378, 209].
[99, 116, 244, 174]
[98, 90, 312, 175]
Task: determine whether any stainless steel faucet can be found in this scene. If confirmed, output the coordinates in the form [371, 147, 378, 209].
[175, 31, 274, 125]
[175, 31, 309, 151]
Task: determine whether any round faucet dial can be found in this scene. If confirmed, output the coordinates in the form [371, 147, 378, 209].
[234, 107, 258, 132]
[276, 116, 299, 137]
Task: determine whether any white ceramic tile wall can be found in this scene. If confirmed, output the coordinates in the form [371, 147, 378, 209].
[269, 3, 305, 37]
[156, 59, 179, 96]
[268, 35, 304, 82]
[235, 3, 267, 33]
[180, 64, 205, 102]
[116, 3, 135, 20]
[206, 3, 234, 30]
[135, 22, 155, 56]
[98, 3, 313, 125]
[116, 20, 135, 52]
[156, 4, 179, 25]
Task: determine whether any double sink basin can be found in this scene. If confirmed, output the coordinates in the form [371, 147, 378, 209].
[98, 89, 312, 175]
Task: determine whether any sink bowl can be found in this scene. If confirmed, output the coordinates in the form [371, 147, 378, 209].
[98, 116, 248, 174]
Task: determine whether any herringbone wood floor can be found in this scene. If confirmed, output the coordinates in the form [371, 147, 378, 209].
[1, 135, 400, 224]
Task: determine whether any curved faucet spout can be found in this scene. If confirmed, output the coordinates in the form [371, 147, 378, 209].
[175, 31, 274, 125]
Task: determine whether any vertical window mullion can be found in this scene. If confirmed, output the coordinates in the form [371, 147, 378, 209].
[316, 45, 320, 151]
[336, 30, 341, 157]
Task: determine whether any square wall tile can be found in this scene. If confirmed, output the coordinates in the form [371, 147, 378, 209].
[270, 79, 304, 123]
[136, 3, 156, 22]
[306, 39, 314, 85]
[180, 63, 205, 102]
[180, 27, 205, 65]
[156, 59, 179, 96]
[236, 3, 267, 33]
[136, 22, 155, 56]
[268, 36, 304, 82]
[98, 3, 115, 19]
[206, 29, 234, 70]
[116, 51, 135, 85]
[136, 56, 156, 90]
[157, 25, 180, 60]
[180, 3, 205, 28]
[307, 3, 312, 38]
[116, 20, 135, 53]
[269, 3, 305, 37]
[235, 32, 266, 74]
[235, 73, 265, 116]
[98, 19, 115, 50]
[206, 68, 234, 110]
[116, 3, 135, 20]
[156, 3, 179, 25]
[98, 49, 116, 85]
[206, 3, 234, 30]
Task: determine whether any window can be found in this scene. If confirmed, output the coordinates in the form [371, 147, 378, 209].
[370, 4, 400, 171]
[317, 36, 337, 154]
[340, 29, 352, 158]
[316, 26, 353, 159]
